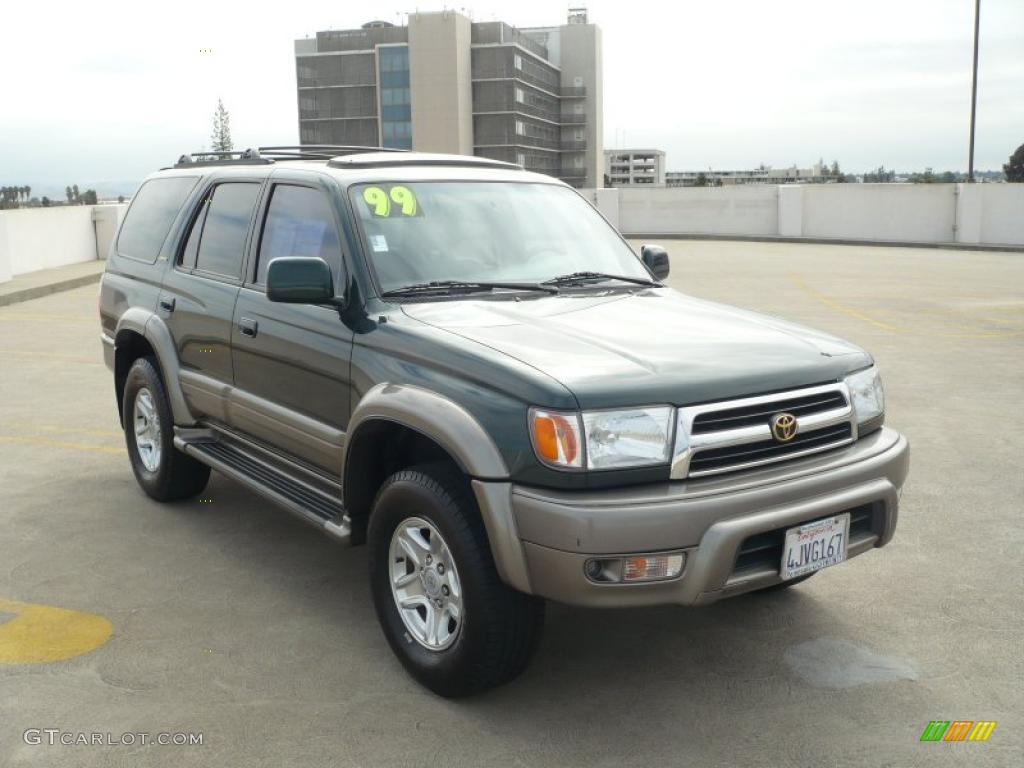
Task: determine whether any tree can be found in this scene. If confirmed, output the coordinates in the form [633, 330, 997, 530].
[118, 195, 125, 204]
[81, 189, 98, 205]
[864, 165, 895, 183]
[72, 184, 80, 203]
[25, 185, 31, 201]
[42, 196, 51, 207]
[694, 172, 709, 187]
[66, 185, 73, 203]
[210, 98, 233, 153]
[1005, 143, 1024, 182]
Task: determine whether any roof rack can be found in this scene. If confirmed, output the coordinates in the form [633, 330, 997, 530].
[172, 145, 406, 168]
[327, 152, 519, 170]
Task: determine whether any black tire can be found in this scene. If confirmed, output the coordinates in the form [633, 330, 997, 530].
[368, 464, 544, 697]
[753, 572, 816, 593]
[122, 356, 210, 501]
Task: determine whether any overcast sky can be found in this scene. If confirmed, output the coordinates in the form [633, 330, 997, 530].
[1, 0, 1021, 191]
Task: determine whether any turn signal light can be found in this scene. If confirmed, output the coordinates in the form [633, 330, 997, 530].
[584, 552, 686, 584]
[530, 410, 581, 468]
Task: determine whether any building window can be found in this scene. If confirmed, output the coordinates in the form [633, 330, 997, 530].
[377, 46, 411, 149]
[516, 152, 526, 166]
[515, 120, 525, 136]
[515, 87, 524, 103]
[514, 54, 522, 70]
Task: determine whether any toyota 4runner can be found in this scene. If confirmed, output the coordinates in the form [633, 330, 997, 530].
[99, 146, 909, 697]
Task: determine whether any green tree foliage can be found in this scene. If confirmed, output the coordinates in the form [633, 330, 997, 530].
[1005, 143, 1024, 182]
[210, 98, 233, 152]
[694, 172, 709, 187]
[65, 186, 73, 203]
[863, 165, 896, 183]
[81, 189, 98, 205]
[42, 196, 51, 207]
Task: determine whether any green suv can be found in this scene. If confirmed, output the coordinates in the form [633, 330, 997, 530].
[99, 147, 909, 696]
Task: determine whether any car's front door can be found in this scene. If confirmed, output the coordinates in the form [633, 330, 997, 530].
[160, 179, 263, 422]
[228, 172, 354, 476]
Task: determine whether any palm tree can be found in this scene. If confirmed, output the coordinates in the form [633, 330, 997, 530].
[72, 184, 80, 203]
[25, 185, 31, 203]
[66, 186, 73, 203]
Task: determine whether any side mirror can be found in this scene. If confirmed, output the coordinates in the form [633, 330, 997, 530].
[266, 257, 339, 305]
[641, 244, 670, 280]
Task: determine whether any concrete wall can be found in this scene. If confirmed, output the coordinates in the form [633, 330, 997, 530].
[616, 185, 779, 237]
[408, 11, 475, 155]
[799, 184, 956, 242]
[0, 204, 127, 283]
[588, 184, 1024, 247]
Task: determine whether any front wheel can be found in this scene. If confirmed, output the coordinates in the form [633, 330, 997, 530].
[368, 465, 544, 697]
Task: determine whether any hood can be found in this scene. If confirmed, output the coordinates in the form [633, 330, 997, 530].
[400, 288, 871, 408]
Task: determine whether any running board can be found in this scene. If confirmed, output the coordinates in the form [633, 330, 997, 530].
[174, 435, 351, 543]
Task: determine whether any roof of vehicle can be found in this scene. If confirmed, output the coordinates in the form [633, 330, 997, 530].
[154, 146, 565, 187]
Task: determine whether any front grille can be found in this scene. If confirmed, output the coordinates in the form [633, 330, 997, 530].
[732, 503, 878, 578]
[691, 390, 847, 434]
[689, 422, 853, 475]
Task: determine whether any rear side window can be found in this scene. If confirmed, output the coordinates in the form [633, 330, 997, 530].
[194, 183, 260, 279]
[256, 185, 342, 284]
[117, 176, 199, 262]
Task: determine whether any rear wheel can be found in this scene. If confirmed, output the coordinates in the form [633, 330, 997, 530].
[122, 357, 210, 501]
[368, 464, 544, 697]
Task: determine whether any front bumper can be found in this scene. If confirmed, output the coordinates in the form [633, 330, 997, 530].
[473, 427, 909, 607]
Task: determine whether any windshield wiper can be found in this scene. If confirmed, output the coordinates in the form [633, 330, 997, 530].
[541, 271, 662, 288]
[381, 280, 559, 298]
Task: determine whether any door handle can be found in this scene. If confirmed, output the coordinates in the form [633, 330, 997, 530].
[238, 318, 258, 338]
[158, 297, 175, 312]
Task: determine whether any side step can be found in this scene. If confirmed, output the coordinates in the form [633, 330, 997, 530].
[174, 432, 352, 543]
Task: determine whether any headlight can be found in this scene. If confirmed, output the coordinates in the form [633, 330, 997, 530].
[845, 366, 885, 424]
[530, 406, 673, 470]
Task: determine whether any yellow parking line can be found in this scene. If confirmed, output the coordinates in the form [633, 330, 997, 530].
[787, 274, 899, 332]
[788, 272, 1022, 339]
[0, 435, 123, 456]
[0, 598, 112, 663]
[5, 423, 123, 439]
[0, 349, 102, 365]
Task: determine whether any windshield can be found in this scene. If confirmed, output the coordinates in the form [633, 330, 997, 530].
[349, 182, 651, 293]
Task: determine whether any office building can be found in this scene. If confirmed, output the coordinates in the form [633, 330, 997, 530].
[605, 149, 666, 186]
[294, 9, 603, 187]
[666, 162, 829, 187]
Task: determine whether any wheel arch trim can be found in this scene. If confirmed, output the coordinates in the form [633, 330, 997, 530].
[342, 383, 509, 482]
[114, 308, 196, 426]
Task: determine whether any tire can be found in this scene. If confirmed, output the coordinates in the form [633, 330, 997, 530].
[368, 464, 544, 697]
[753, 572, 816, 593]
[122, 356, 210, 501]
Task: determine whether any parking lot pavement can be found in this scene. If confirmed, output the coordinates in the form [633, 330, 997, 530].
[1, 240, 1021, 767]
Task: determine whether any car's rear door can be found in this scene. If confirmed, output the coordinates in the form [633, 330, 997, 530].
[159, 177, 264, 422]
[227, 170, 354, 475]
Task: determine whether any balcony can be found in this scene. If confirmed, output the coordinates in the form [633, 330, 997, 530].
[560, 86, 586, 98]
[560, 138, 587, 151]
[561, 112, 587, 125]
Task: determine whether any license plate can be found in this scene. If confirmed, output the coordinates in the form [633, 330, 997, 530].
[780, 513, 850, 580]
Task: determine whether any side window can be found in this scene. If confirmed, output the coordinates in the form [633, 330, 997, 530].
[178, 201, 209, 270]
[256, 185, 343, 285]
[194, 183, 261, 279]
[117, 176, 199, 262]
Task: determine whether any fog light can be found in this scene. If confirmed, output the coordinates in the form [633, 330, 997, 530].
[584, 552, 685, 584]
[623, 553, 685, 582]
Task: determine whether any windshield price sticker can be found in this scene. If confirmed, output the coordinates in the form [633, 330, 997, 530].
[362, 185, 422, 218]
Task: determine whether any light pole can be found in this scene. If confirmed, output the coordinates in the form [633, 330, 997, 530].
[968, 0, 981, 182]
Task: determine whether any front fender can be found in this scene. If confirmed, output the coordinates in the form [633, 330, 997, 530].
[342, 383, 508, 479]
